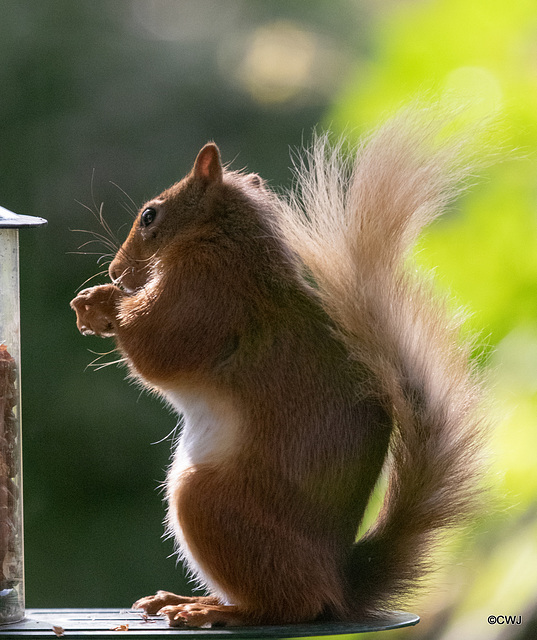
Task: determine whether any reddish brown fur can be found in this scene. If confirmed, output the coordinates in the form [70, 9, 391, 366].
[70, 117, 487, 627]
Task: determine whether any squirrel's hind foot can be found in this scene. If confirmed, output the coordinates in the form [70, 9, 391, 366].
[132, 591, 219, 616]
[158, 603, 244, 628]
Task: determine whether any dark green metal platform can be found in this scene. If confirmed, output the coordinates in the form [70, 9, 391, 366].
[0, 609, 419, 638]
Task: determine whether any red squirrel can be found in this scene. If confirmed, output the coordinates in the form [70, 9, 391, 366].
[70, 107, 487, 628]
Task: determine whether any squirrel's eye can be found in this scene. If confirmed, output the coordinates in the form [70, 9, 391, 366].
[140, 207, 157, 228]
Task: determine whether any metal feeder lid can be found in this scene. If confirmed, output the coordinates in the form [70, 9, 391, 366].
[0, 204, 47, 228]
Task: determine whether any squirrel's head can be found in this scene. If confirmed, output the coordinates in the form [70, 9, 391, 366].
[109, 142, 268, 292]
[109, 142, 265, 292]
[109, 143, 223, 291]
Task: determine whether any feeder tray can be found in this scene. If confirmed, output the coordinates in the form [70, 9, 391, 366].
[0, 608, 419, 637]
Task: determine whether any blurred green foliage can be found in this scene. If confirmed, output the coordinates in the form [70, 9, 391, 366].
[1, 1, 537, 638]
[329, 0, 537, 638]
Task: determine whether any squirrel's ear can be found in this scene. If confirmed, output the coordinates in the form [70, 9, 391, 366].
[193, 143, 223, 184]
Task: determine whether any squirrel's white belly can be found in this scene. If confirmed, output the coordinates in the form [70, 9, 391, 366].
[162, 386, 240, 597]
[165, 387, 240, 469]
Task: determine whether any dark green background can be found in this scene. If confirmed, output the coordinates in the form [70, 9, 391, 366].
[2, 1, 372, 608]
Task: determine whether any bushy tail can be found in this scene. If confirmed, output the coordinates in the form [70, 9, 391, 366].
[275, 105, 490, 613]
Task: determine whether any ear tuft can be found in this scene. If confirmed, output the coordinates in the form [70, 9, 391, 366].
[193, 143, 223, 183]
[247, 173, 264, 188]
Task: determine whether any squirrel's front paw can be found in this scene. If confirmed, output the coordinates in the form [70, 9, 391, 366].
[70, 284, 122, 337]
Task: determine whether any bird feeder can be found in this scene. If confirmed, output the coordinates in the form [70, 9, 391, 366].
[0, 205, 46, 623]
